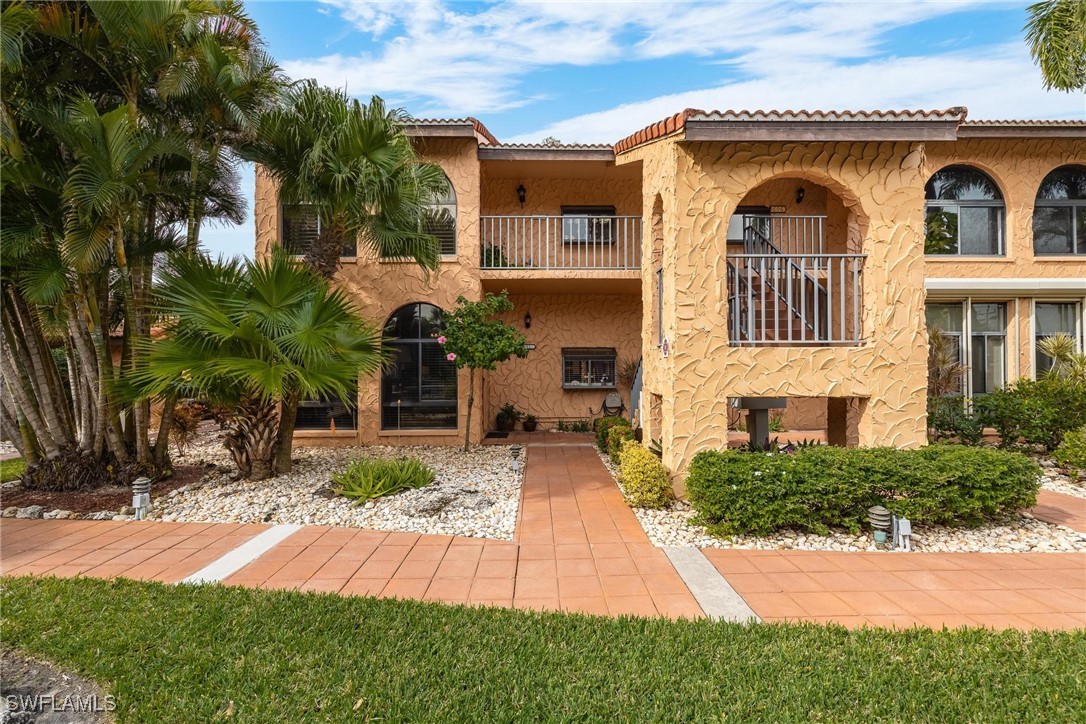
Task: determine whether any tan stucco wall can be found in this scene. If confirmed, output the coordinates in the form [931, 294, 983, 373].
[255, 138, 488, 446]
[924, 138, 1086, 279]
[480, 176, 641, 216]
[483, 293, 641, 426]
[622, 139, 931, 473]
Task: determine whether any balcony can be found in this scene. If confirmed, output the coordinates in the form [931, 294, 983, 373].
[726, 216, 865, 346]
[480, 215, 642, 270]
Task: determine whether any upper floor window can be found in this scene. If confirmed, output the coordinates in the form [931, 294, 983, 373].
[562, 206, 616, 244]
[424, 174, 457, 256]
[1034, 165, 1086, 256]
[925, 166, 1005, 256]
[280, 204, 356, 257]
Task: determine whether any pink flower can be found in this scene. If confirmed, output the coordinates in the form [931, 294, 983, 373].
[446, 352, 457, 361]
[437, 336, 447, 344]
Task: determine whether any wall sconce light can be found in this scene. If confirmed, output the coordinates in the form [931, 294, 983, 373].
[524, 312, 532, 329]
[795, 187, 806, 204]
[516, 184, 527, 206]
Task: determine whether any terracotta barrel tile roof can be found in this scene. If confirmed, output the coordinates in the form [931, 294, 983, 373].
[689, 107, 968, 122]
[404, 116, 500, 146]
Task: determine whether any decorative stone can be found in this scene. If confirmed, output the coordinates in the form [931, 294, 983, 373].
[2, 507, 17, 518]
[15, 505, 44, 519]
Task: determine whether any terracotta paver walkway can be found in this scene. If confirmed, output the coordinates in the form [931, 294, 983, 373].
[0, 519, 268, 582]
[1031, 489, 1086, 533]
[703, 549, 1086, 630]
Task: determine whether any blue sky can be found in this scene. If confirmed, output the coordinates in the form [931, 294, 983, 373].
[202, 0, 1086, 259]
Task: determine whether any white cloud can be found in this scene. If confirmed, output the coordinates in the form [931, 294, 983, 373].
[507, 42, 1086, 144]
[296, 0, 999, 116]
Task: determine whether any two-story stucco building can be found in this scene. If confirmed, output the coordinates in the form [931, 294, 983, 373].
[253, 108, 1086, 476]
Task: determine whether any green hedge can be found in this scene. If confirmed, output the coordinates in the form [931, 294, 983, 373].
[973, 376, 1086, 451]
[594, 415, 630, 452]
[686, 445, 1041, 536]
[617, 441, 672, 509]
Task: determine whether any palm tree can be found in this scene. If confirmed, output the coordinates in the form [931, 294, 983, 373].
[1026, 0, 1086, 91]
[241, 81, 450, 277]
[136, 250, 382, 480]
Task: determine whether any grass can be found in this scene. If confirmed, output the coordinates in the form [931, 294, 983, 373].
[0, 457, 25, 483]
[3, 577, 1085, 722]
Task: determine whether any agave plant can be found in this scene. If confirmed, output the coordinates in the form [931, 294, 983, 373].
[332, 457, 436, 503]
[1039, 333, 1086, 382]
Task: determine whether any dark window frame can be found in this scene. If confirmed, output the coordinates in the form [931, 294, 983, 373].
[562, 347, 617, 390]
[1035, 301, 1082, 374]
[295, 386, 359, 431]
[561, 205, 617, 245]
[380, 303, 458, 431]
[924, 166, 1006, 257]
[1033, 165, 1086, 256]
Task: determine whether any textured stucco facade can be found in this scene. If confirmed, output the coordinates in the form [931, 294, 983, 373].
[252, 110, 1085, 481]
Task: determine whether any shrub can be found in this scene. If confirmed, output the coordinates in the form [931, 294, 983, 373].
[607, 425, 636, 464]
[686, 445, 1040, 536]
[974, 376, 1086, 451]
[595, 415, 631, 451]
[568, 419, 591, 433]
[332, 457, 435, 502]
[1054, 427, 1086, 477]
[618, 441, 672, 509]
[170, 401, 204, 455]
[927, 396, 983, 445]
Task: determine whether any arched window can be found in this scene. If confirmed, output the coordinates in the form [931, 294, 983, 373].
[424, 173, 457, 256]
[925, 165, 1005, 256]
[1034, 164, 1086, 255]
[381, 303, 458, 430]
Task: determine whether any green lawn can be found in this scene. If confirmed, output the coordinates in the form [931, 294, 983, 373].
[0, 457, 25, 483]
[3, 577, 1084, 722]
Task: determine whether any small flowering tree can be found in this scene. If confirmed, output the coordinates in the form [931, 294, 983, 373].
[439, 292, 529, 450]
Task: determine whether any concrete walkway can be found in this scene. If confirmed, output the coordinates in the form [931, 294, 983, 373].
[2, 447, 1085, 630]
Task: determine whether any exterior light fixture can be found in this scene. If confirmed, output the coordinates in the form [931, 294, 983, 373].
[795, 187, 805, 204]
[524, 312, 532, 329]
[868, 504, 892, 544]
[132, 477, 152, 520]
[510, 444, 522, 473]
[516, 184, 527, 206]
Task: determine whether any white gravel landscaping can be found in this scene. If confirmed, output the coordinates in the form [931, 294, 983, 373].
[1038, 458, 1086, 500]
[597, 450, 1086, 554]
[148, 435, 523, 540]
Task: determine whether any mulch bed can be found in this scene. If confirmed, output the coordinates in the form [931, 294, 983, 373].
[1, 465, 209, 515]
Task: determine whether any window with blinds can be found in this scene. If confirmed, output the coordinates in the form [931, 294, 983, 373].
[294, 385, 358, 430]
[425, 174, 457, 256]
[280, 204, 356, 257]
[561, 206, 616, 245]
[562, 348, 617, 389]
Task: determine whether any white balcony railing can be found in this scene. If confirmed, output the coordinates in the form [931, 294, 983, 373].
[480, 215, 642, 270]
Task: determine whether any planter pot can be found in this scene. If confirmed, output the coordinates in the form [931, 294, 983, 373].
[634, 427, 643, 443]
[496, 418, 516, 432]
[522, 420, 538, 432]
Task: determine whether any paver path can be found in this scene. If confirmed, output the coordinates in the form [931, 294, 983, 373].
[3, 446, 1085, 630]
[703, 549, 1086, 630]
[1031, 489, 1086, 533]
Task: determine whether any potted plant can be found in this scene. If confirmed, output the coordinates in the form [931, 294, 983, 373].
[496, 403, 521, 432]
[522, 413, 538, 432]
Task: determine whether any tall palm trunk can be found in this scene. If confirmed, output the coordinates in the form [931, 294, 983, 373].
[77, 277, 127, 463]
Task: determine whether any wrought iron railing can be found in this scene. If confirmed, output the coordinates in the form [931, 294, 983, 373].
[480, 215, 642, 270]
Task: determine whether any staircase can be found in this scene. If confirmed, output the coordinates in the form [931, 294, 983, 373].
[726, 216, 864, 346]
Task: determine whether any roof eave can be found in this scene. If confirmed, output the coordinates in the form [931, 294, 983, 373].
[478, 147, 615, 161]
[683, 120, 960, 142]
[956, 125, 1086, 139]
[403, 124, 477, 139]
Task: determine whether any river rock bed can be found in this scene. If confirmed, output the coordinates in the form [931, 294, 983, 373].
[597, 450, 1086, 553]
[1038, 458, 1086, 499]
[149, 436, 523, 540]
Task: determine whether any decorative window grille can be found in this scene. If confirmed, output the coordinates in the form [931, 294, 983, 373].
[562, 348, 617, 389]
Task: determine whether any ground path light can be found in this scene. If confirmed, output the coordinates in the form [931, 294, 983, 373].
[868, 505, 892, 543]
